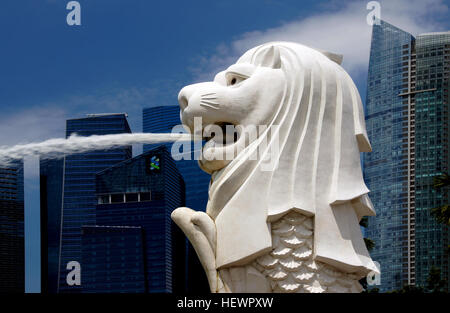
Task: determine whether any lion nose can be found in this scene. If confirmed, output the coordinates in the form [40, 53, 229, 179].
[178, 85, 195, 111]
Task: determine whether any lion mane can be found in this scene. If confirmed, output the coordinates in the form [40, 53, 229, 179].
[173, 42, 378, 293]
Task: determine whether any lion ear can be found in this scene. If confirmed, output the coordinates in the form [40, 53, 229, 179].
[258, 46, 281, 69]
[317, 49, 343, 65]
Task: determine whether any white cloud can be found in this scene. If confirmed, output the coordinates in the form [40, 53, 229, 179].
[0, 107, 66, 147]
[0, 84, 169, 146]
[0, 84, 170, 178]
[192, 0, 449, 81]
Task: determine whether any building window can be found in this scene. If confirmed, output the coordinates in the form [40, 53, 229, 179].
[140, 192, 151, 202]
[125, 193, 138, 202]
[98, 195, 110, 204]
[111, 194, 124, 203]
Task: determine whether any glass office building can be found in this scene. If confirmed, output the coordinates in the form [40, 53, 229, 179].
[81, 225, 146, 293]
[143, 105, 210, 292]
[40, 158, 64, 293]
[414, 32, 450, 289]
[85, 146, 186, 293]
[0, 161, 24, 292]
[365, 20, 450, 291]
[143, 106, 210, 211]
[58, 114, 132, 293]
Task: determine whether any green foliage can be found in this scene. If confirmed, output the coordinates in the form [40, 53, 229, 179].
[426, 266, 447, 293]
[359, 216, 369, 228]
[432, 172, 450, 189]
[359, 216, 376, 292]
[361, 286, 380, 293]
[430, 204, 450, 226]
[388, 266, 448, 293]
[388, 285, 424, 293]
[363, 237, 375, 252]
[430, 172, 450, 225]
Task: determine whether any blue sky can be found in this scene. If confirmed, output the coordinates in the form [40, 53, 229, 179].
[0, 0, 448, 292]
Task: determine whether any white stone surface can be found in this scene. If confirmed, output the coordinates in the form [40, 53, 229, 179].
[171, 42, 379, 293]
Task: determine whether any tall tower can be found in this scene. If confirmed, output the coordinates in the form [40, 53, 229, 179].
[413, 31, 450, 289]
[82, 146, 186, 293]
[0, 161, 24, 292]
[365, 20, 450, 291]
[57, 114, 132, 293]
[142, 105, 210, 293]
[142, 106, 210, 212]
[40, 158, 64, 293]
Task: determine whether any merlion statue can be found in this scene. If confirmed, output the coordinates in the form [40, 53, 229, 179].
[171, 41, 379, 293]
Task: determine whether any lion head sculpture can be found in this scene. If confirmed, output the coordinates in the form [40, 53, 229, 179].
[174, 41, 378, 292]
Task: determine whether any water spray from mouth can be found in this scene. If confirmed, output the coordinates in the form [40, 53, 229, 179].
[0, 133, 193, 166]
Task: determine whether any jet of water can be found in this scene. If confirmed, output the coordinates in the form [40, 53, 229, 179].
[0, 133, 193, 166]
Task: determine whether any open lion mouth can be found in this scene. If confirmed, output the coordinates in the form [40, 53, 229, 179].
[202, 122, 239, 146]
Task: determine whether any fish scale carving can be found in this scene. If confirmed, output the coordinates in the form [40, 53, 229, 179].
[253, 211, 363, 293]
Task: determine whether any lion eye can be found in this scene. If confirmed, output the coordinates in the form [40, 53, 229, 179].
[226, 74, 246, 87]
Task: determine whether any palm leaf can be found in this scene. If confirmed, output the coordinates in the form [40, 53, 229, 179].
[433, 172, 450, 188]
[430, 205, 450, 226]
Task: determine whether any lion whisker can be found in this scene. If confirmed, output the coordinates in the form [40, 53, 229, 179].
[201, 100, 220, 106]
[202, 92, 217, 97]
[200, 101, 220, 110]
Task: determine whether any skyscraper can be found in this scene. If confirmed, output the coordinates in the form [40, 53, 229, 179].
[0, 161, 24, 292]
[40, 158, 64, 293]
[57, 113, 132, 293]
[143, 106, 210, 293]
[143, 106, 210, 211]
[81, 225, 147, 293]
[364, 20, 450, 291]
[82, 146, 186, 293]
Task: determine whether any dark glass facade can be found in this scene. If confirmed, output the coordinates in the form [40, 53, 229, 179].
[414, 32, 450, 288]
[81, 226, 146, 293]
[0, 161, 24, 292]
[58, 114, 132, 293]
[143, 106, 210, 293]
[364, 20, 415, 291]
[143, 106, 210, 211]
[365, 20, 450, 291]
[86, 146, 186, 293]
[40, 158, 64, 293]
